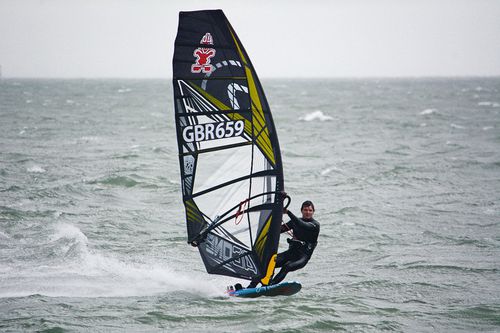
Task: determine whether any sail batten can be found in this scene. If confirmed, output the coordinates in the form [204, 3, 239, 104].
[173, 9, 284, 281]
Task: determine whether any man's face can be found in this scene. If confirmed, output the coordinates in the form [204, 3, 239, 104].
[301, 205, 314, 220]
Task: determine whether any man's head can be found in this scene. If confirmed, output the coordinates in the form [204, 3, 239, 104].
[301, 200, 315, 220]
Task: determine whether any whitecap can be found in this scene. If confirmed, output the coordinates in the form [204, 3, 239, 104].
[420, 109, 437, 115]
[483, 126, 494, 131]
[77, 136, 99, 143]
[117, 88, 132, 93]
[450, 123, 465, 129]
[483, 208, 496, 215]
[321, 168, 333, 176]
[50, 223, 88, 244]
[478, 101, 492, 106]
[478, 101, 500, 107]
[299, 110, 333, 122]
[168, 178, 180, 185]
[27, 165, 46, 173]
[320, 166, 341, 176]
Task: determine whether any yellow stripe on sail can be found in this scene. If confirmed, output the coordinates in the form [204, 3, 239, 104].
[228, 26, 248, 66]
[254, 215, 272, 258]
[188, 82, 254, 136]
[189, 82, 232, 112]
[188, 82, 268, 155]
[244, 64, 275, 166]
[185, 199, 204, 224]
[228, 25, 276, 166]
[188, 82, 253, 132]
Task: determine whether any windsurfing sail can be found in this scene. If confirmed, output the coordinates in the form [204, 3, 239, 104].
[172, 10, 284, 284]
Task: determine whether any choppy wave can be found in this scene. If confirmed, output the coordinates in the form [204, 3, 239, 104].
[420, 108, 438, 115]
[319, 166, 343, 176]
[112, 153, 140, 160]
[26, 165, 46, 173]
[478, 101, 500, 107]
[88, 176, 140, 188]
[299, 110, 333, 121]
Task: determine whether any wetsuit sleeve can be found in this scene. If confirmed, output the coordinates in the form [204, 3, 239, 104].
[286, 211, 319, 231]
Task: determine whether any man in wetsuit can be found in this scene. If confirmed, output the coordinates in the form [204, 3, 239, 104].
[228, 198, 319, 291]
[242, 199, 319, 289]
[270, 200, 320, 285]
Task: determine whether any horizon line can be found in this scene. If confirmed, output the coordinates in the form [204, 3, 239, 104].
[2, 75, 500, 80]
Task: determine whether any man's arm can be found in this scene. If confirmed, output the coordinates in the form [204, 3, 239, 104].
[286, 211, 318, 231]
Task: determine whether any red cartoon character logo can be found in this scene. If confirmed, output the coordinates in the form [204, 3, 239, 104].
[191, 33, 216, 74]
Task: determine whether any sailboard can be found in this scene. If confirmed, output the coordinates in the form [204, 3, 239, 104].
[172, 9, 292, 292]
[227, 281, 301, 298]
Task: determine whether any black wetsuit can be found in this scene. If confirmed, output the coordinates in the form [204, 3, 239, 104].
[271, 210, 320, 284]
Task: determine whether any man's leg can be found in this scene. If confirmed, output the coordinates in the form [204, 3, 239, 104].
[270, 266, 289, 284]
[270, 249, 294, 284]
[275, 249, 290, 268]
[271, 253, 309, 285]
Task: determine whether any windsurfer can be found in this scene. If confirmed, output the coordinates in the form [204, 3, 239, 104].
[270, 199, 320, 284]
[242, 199, 319, 289]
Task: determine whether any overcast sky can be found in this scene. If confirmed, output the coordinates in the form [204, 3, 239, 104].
[1, 0, 499, 78]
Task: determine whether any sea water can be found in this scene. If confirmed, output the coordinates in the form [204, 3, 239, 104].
[1, 78, 499, 332]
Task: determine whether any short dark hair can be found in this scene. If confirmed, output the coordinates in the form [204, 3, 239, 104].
[301, 200, 315, 211]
